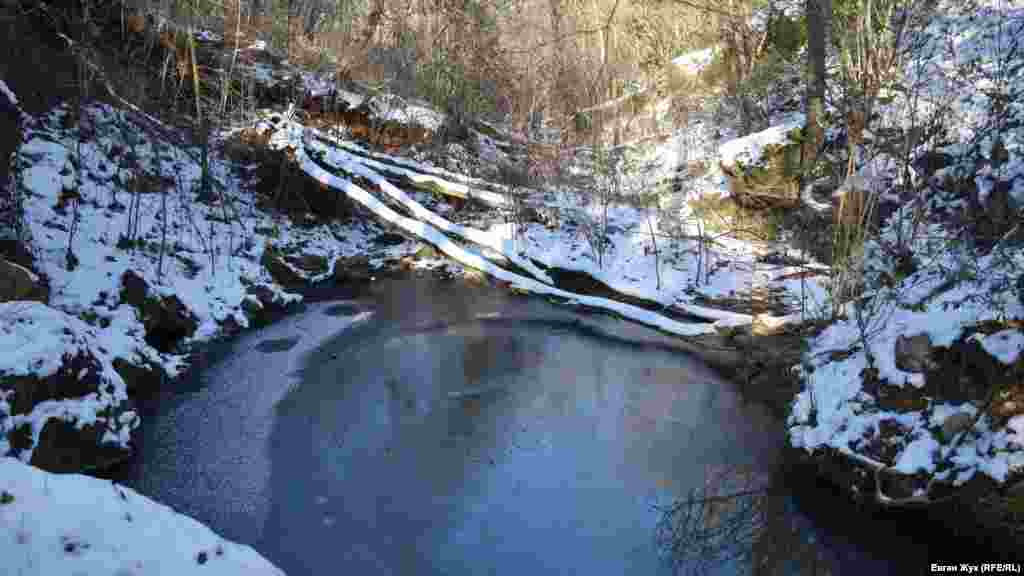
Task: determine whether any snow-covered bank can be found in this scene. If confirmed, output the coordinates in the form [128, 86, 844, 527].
[0, 458, 284, 575]
[788, 0, 1024, 505]
[1, 99, 424, 466]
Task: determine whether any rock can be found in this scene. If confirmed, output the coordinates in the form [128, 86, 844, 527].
[0, 257, 46, 303]
[242, 285, 294, 327]
[119, 271, 198, 353]
[877, 469, 919, 500]
[894, 333, 933, 373]
[30, 418, 133, 473]
[219, 314, 243, 337]
[876, 383, 929, 412]
[941, 411, 975, 441]
[119, 269, 149, 309]
[718, 114, 805, 209]
[144, 294, 196, 352]
[0, 305, 137, 473]
[241, 294, 264, 317]
[286, 253, 329, 275]
[2, 351, 104, 416]
[261, 246, 305, 288]
[333, 255, 373, 284]
[112, 357, 162, 397]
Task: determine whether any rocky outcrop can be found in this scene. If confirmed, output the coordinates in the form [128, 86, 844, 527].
[719, 115, 805, 209]
[119, 270, 198, 353]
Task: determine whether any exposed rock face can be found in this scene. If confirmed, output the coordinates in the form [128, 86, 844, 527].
[0, 257, 47, 303]
[719, 114, 805, 209]
[894, 334, 934, 373]
[119, 270, 198, 353]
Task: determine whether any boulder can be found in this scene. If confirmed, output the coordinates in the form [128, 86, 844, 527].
[0, 257, 46, 303]
[894, 333, 933, 373]
[719, 114, 805, 209]
[119, 271, 198, 353]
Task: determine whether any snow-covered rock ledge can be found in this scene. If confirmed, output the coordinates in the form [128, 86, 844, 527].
[0, 458, 284, 575]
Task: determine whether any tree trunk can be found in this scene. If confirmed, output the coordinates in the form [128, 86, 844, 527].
[804, 0, 831, 175]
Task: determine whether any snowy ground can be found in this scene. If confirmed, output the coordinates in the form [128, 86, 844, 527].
[0, 457, 284, 575]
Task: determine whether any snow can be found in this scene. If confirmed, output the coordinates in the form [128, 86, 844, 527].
[670, 48, 716, 76]
[719, 113, 805, 168]
[4, 0, 1019, 555]
[0, 302, 135, 462]
[785, 1, 1024, 494]
[310, 131, 512, 208]
[1, 79, 31, 124]
[273, 119, 721, 337]
[975, 329, 1024, 365]
[1, 79, 18, 107]
[893, 434, 941, 474]
[4, 101, 417, 465]
[0, 458, 283, 575]
[300, 129, 550, 282]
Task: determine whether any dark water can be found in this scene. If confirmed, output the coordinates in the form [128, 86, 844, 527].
[120, 276, 1002, 575]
